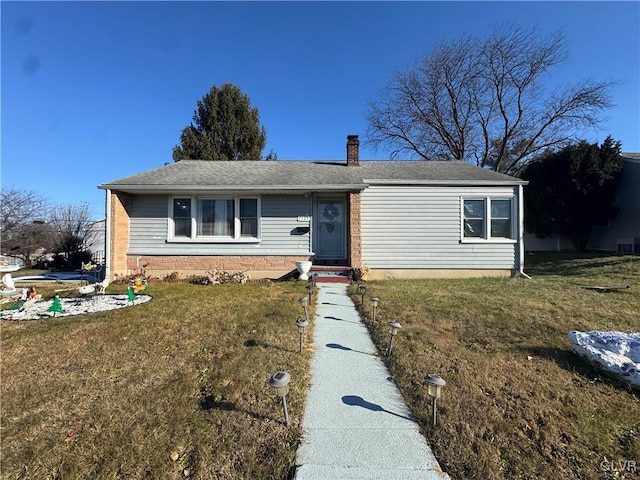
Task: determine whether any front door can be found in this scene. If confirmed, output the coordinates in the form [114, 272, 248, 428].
[315, 198, 347, 264]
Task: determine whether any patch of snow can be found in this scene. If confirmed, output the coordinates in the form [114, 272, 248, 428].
[568, 330, 640, 389]
[1, 294, 152, 321]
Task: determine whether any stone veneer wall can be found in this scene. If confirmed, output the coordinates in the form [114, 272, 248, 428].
[124, 254, 313, 279]
[348, 192, 362, 267]
[110, 191, 131, 279]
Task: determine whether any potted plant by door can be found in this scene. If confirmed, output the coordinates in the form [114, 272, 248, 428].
[352, 265, 370, 281]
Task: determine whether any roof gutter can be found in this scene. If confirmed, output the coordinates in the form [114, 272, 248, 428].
[517, 183, 531, 279]
[105, 189, 112, 282]
[97, 183, 370, 192]
[363, 179, 528, 186]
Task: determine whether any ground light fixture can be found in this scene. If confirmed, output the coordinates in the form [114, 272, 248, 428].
[295, 318, 309, 353]
[299, 295, 309, 322]
[356, 284, 367, 305]
[424, 374, 446, 427]
[306, 283, 313, 302]
[269, 371, 291, 426]
[371, 297, 379, 324]
[387, 321, 401, 356]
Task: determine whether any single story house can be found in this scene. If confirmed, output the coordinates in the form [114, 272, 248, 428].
[99, 135, 528, 281]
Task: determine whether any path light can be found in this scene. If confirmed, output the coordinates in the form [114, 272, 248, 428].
[296, 318, 309, 353]
[371, 297, 379, 324]
[269, 371, 291, 426]
[356, 284, 367, 305]
[299, 296, 309, 322]
[387, 321, 401, 356]
[424, 374, 446, 427]
[306, 283, 313, 302]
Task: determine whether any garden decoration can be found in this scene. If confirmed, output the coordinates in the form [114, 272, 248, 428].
[322, 203, 339, 233]
[424, 374, 446, 427]
[48, 296, 64, 316]
[299, 296, 309, 322]
[387, 322, 401, 357]
[130, 276, 148, 294]
[0, 273, 17, 296]
[296, 318, 309, 353]
[127, 287, 136, 304]
[0, 261, 21, 273]
[371, 297, 379, 324]
[268, 371, 291, 426]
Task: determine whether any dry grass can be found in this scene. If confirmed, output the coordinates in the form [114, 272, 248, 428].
[352, 253, 640, 480]
[1, 281, 314, 479]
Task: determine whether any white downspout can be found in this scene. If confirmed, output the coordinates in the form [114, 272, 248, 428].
[518, 184, 531, 279]
[105, 189, 112, 282]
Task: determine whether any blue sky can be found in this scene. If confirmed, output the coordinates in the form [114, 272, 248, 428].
[2, 1, 639, 220]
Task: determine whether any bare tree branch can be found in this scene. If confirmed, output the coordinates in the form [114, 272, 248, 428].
[365, 24, 615, 174]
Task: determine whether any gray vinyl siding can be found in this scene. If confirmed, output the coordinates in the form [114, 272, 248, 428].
[588, 158, 640, 252]
[128, 194, 312, 256]
[361, 185, 519, 269]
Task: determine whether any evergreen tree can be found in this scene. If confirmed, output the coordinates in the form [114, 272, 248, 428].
[172, 83, 268, 161]
[521, 136, 623, 251]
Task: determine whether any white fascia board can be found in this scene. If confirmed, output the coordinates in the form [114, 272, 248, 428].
[363, 179, 528, 186]
[98, 184, 369, 193]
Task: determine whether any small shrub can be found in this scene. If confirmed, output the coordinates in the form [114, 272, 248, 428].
[187, 269, 249, 285]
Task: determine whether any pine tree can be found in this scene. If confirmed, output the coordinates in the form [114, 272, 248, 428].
[172, 83, 269, 161]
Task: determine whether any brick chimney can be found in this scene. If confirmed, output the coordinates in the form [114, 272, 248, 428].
[346, 135, 360, 166]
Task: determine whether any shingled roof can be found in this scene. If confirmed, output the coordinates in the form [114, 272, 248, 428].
[99, 160, 525, 193]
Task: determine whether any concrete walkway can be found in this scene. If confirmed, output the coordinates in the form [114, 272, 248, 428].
[294, 283, 449, 479]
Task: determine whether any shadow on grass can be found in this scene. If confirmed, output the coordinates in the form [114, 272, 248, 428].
[522, 345, 640, 396]
[198, 397, 273, 421]
[526, 253, 637, 277]
[244, 338, 297, 353]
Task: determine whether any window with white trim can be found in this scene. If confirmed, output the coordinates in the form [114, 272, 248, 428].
[170, 197, 260, 241]
[462, 197, 515, 241]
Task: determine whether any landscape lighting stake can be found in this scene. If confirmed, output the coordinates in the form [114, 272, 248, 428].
[424, 374, 446, 427]
[295, 318, 309, 353]
[356, 284, 367, 305]
[299, 296, 309, 322]
[387, 322, 401, 356]
[269, 371, 291, 426]
[306, 283, 313, 302]
[371, 297, 379, 324]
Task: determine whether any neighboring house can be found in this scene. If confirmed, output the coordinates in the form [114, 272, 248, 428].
[85, 219, 106, 264]
[99, 135, 528, 281]
[524, 154, 640, 253]
[588, 154, 640, 254]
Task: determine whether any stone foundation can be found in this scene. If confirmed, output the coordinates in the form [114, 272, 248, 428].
[123, 255, 314, 280]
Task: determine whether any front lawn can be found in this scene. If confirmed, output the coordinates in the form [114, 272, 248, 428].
[3, 254, 638, 480]
[1, 282, 313, 479]
[353, 253, 639, 480]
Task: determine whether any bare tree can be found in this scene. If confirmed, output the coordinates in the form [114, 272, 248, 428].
[49, 203, 96, 268]
[365, 25, 615, 175]
[0, 188, 55, 267]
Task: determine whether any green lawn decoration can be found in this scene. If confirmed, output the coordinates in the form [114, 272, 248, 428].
[127, 287, 136, 304]
[48, 296, 63, 316]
